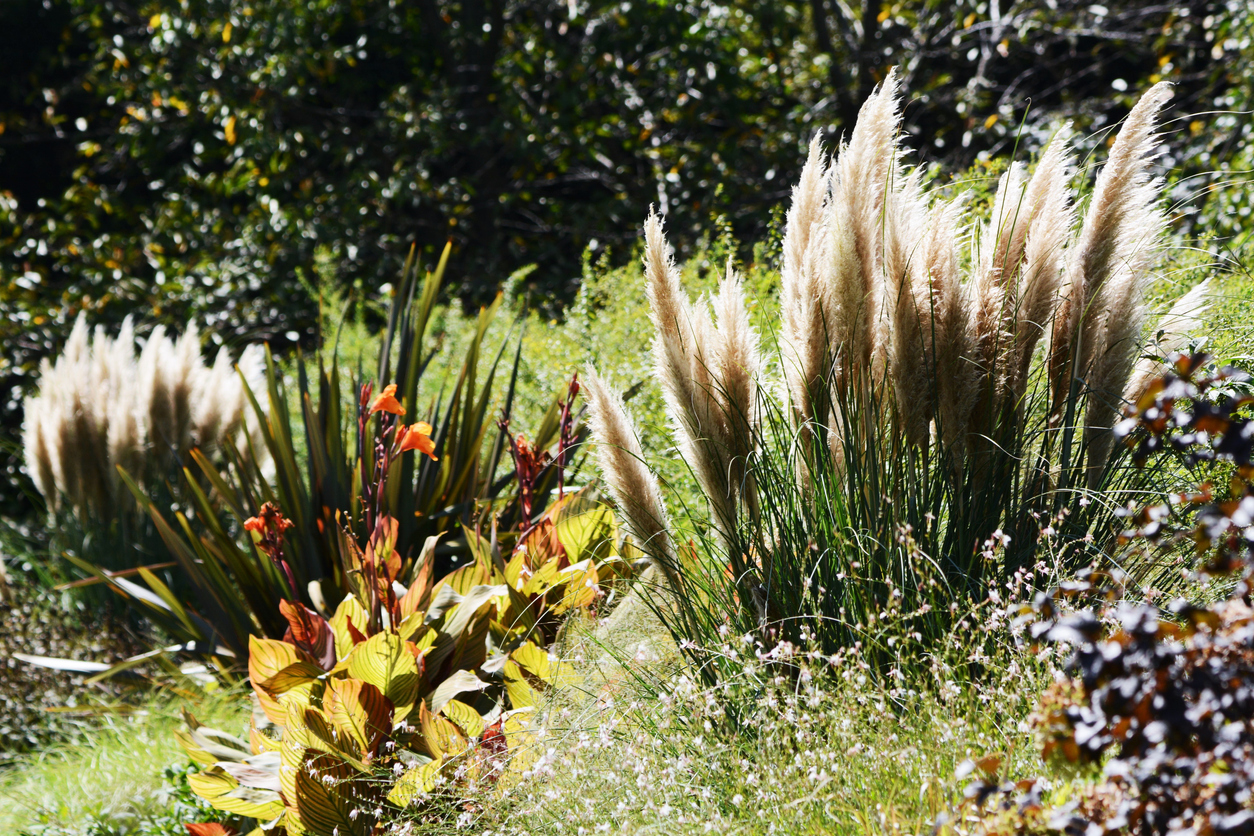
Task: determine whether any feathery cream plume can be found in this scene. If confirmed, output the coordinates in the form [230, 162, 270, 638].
[583, 366, 679, 588]
[1013, 129, 1076, 396]
[22, 314, 266, 518]
[881, 163, 933, 446]
[965, 163, 1027, 437]
[643, 211, 737, 540]
[780, 133, 832, 428]
[1049, 83, 1173, 418]
[924, 196, 972, 455]
[827, 68, 902, 386]
[1122, 279, 1212, 405]
[1072, 85, 1172, 487]
[711, 258, 763, 519]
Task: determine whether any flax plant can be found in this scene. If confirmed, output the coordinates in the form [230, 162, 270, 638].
[588, 74, 1206, 679]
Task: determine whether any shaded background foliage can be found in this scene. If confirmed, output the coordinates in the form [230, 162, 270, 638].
[1, 0, 1251, 519]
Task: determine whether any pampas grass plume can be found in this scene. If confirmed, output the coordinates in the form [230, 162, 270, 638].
[22, 314, 264, 518]
[583, 366, 679, 587]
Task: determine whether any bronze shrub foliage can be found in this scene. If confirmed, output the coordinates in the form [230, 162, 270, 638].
[950, 354, 1254, 836]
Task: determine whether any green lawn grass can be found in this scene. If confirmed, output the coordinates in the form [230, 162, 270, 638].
[0, 689, 251, 835]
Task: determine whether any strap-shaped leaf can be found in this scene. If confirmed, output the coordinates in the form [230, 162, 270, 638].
[325, 678, 393, 758]
[329, 596, 369, 660]
[440, 699, 486, 739]
[176, 716, 252, 766]
[345, 632, 420, 722]
[218, 759, 283, 793]
[417, 701, 468, 760]
[188, 765, 285, 820]
[428, 670, 490, 715]
[386, 756, 441, 808]
[293, 752, 371, 836]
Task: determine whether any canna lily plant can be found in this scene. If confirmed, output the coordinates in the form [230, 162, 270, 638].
[179, 380, 630, 835]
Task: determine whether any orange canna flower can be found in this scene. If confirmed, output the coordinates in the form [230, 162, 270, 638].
[369, 383, 406, 416]
[398, 422, 438, 460]
[244, 502, 294, 535]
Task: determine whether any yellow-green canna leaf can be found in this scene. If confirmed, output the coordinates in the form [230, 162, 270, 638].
[325, 677, 393, 758]
[418, 701, 468, 760]
[500, 708, 538, 785]
[501, 659, 537, 709]
[279, 733, 305, 808]
[428, 670, 490, 715]
[250, 716, 282, 755]
[553, 560, 599, 615]
[441, 699, 486, 739]
[249, 636, 308, 684]
[423, 584, 504, 675]
[554, 500, 616, 565]
[293, 752, 372, 836]
[329, 596, 369, 660]
[434, 556, 491, 598]
[249, 636, 313, 724]
[503, 550, 527, 590]
[512, 640, 579, 689]
[188, 765, 286, 820]
[386, 756, 441, 808]
[511, 641, 551, 682]
[345, 632, 420, 722]
[521, 559, 561, 597]
[259, 661, 326, 695]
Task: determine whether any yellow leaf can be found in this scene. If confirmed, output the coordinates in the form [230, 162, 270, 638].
[329, 596, 368, 659]
[188, 765, 286, 820]
[441, 698, 486, 738]
[499, 708, 537, 785]
[345, 632, 420, 722]
[876, 7, 889, 23]
[418, 701, 467, 760]
[224, 115, 237, 145]
[149, 14, 163, 28]
[223, 22, 233, 42]
[502, 659, 537, 709]
[963, 12, 976, 27]
[294, 752, 371, 836]
[387, 757, 441, 807]
[325, 678, 393, 758]
[984, 114, 998, 129]
[248, 636, 309, 724]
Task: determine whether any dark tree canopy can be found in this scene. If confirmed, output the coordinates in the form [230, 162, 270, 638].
[0, 0, 1248, 516]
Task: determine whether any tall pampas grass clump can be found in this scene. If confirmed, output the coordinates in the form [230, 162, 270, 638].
[22, 314, 265, 527]
[587, 74, 1211, 680]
